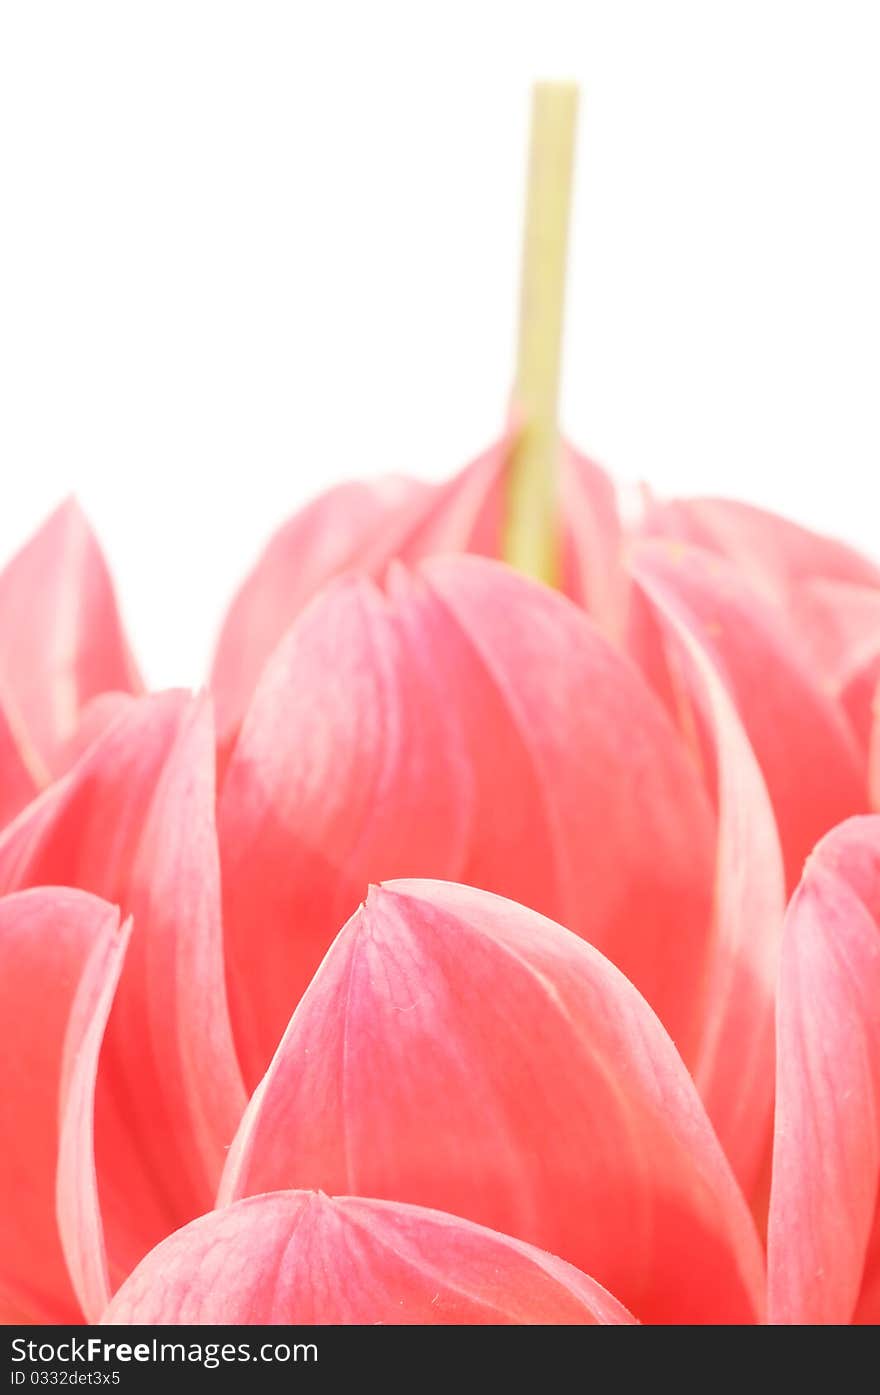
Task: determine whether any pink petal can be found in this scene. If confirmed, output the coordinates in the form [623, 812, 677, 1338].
[0, 690, 186, 896]
[0, 691, 245, 1298]
[0, 693, 42, 830]
[0, 500, 141, 772]
[630, 540, 866, 888]
[102, 1192, 635, 1325]
[51, 691, 140, 775]
[218, 573, 474, 1085]
[787, 577, 880, 685]
[0, 888, 124, 1322]
[210, 476, 433, 746]
[56, 917, 131, 1321]
[220, 881, 764, 1324]
[768, 816, 880, 1324]
[642, 495, 880, 604]
[421, 556, 716, 1062]
[632, 560, 786, 1200]
[93, 695, 246, 1294]
[389, 435, 509, 561]
[210, 433, 624, 749]
[220, 557, 716, 1085]
[560, 444, 628, 640]
[844, 656, 880, 758]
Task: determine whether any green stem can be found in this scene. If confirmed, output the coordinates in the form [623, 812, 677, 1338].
[504, 81, 579, 586]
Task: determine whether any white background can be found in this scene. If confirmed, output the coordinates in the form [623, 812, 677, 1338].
[1, 1, 878, 687]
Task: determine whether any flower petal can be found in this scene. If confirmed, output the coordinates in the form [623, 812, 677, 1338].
[0, 500, 141, 772]
[220, 881, 764, 1324]
[51, 691, 140, 776]
[56, 916, 130, 1321]
[210, 433, 623, 748]
[0, 691, 245, 1300]
[92, 695, 246, 1296]
[0, 690, 185, 896]
[845, 656, 880, 760]
[642, 495, 880, 603]
[0, 693, 41, 830]
[220, 557, 716, 1085]
[210, 475, 433, 746]
[786, 577, 880, 686]
[560, 444, 627, 640]
[630, 540, 866, 887]
[420, 556, 717, 1061]
[389, 435, 509, 561]
[632, 560, 786, 1200]
[0, 888, 124, 1322]
[767, 816, 880, 1324]
[103, 1192, 635, 1325]
[218, 574, 474, 1085]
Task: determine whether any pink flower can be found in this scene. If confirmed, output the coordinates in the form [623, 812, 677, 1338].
[0, 444, 878, 1324]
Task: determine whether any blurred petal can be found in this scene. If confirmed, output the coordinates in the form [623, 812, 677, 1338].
[390, 435, 509, 560]
[768, 816, 880, 1324]
[103, 1192, 635, 1325]
[210, 475, 433, 745]
[0, 693, 42, 829]
[845, 657, 880, 759]
[642, 495, 880, 603]
[221, 881, 764, 1324]
[0, 888, 124, 1322]
[220, 557, 716, 1085]
[0, 691, 245, 1297]
[560, 444, 628, 640]
[210, 433, 624, 748]
[630, 541, 865, 887]
[787, 577, 880, 685]
[51, 691, 139, 776]
[0, 500, 141, 772]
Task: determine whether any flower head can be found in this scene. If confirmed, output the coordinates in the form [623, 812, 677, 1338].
[1, 444, 878, 1324]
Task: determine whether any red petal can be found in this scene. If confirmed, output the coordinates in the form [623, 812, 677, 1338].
[102, 1192, 635, 1325]
[0, 692, 245, 1297]
[630, 541, 866, 887]
[0, 500, 141, 772]
[220, 557, 716, 1085]
[768, 816, 880, 1324]
[0, 888, 124, 1322]
[221, 881, 764, 1324]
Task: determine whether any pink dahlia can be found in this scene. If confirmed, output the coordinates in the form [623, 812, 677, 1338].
[2, 81, 878, 1330]
[1, 437, 879, 1326]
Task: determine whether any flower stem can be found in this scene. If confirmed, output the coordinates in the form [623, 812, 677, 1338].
[504, 81, 579, 587]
